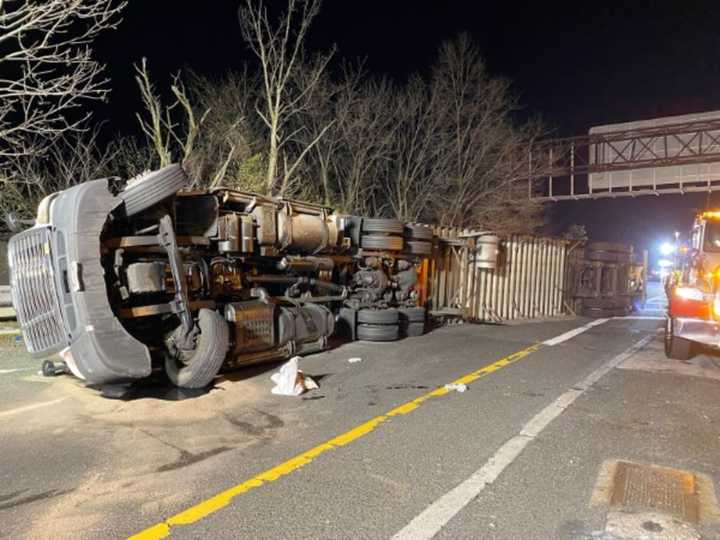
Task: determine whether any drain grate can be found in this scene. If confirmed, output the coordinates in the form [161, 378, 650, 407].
[609, 461, 699, 522]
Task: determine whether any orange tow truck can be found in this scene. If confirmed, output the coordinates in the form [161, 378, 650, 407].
[665, 211, 720, 359]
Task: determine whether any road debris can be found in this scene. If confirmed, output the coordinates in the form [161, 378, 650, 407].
[271, 357, 319, 396]
[444, 383, 467, 393]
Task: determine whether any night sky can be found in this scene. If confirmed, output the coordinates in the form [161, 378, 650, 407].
[92, 0, 720, 261]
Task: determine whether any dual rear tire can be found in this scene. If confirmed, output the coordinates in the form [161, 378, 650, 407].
[357, 308, 400, 342]
[355, 307, 426, 341]
[360, 219, 405, 252]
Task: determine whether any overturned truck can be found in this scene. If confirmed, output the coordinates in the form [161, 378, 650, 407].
[8, 165, 432, 388]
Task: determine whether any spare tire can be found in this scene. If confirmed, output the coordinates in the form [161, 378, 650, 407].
[404, 224, 433, 240]
[165, 309, 229, 388]
[588, 242, 632, 254]
[361, 234, 404, 251]
[120, 164, 189, 217]
[358, 308, 399, 325]
[357, 323, 400, 342]
[362, 218, 404, 235]
[407, 240, 432, 255]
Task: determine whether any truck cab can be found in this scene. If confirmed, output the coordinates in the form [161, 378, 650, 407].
[8, 165, 432, 389]
[665, 211, 720, 359]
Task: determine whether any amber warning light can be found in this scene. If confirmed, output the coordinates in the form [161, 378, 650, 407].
[701, 210, 720, 220]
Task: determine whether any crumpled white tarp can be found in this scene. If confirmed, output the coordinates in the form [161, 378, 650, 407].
[270, 356, 318, 396]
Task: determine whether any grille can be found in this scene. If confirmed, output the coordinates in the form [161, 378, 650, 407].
[8, 226, 68, 355]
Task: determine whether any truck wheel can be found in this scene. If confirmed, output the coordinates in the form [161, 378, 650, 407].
[165, 309, 229, 388]
[398, 307, 426, 324]
[664, 317, 693, 361]
[361, 218, 404, 235]
[403, 321, 425, 337]
[120, 164, 189, 217]
[361, 234, 404, 251]
[404, 224, 433, 240]
[357, 308, 399, 325]
[581, 306, 617, 318]
[356, 323, 400, 342]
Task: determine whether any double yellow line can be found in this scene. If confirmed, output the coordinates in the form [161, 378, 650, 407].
[130, 343, 541, 539]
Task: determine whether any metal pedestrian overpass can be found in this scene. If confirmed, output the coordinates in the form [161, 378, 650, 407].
[522, 110, 720, 201]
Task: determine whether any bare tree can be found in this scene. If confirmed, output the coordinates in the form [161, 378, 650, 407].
[238, 0, 335, 196]
[185, 69, 265, 191]
[287, 62, 366, 206]
[428, 35, 545, 232]
[325, 77, 398, 215]
[379, 77, 446, 221]
[0, 130, 120, 221]
[0, 0, 126, 159]
[134, 59, 211, 174]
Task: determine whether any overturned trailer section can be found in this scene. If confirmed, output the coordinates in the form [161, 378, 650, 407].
[428, 228, 643, 321]
[429, 228, 568, 321]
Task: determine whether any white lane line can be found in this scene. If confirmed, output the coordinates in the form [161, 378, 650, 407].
[391, 334, 654, 540]
[615, 316, 664, 320]
[542, 318, 609, 346]
[0, 398, 67, 419]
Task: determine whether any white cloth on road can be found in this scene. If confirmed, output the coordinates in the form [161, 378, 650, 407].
[271, 356, 318, 396]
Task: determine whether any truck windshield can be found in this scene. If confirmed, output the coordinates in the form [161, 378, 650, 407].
[705, 221, 720, 252]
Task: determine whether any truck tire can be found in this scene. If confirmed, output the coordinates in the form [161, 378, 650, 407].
[407, 240, 432, 255]
[356, 323, 400, 342]
[361, 218, 404, 235]
[361, 234, 404, 251]
[357, 308, 399, 325]
[398, 306, 426, 324]
[120, 164, 189, 217]
[587, 242, 632, 254]
[664, 317, 693, 361]
[403, 321, 425, 337]
[581, 306, 617, 318]
[165, 309, 229, 388]
[404, 224, 433, 240]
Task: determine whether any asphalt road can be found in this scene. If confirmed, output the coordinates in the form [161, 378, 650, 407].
[1, 295, 719, 539]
